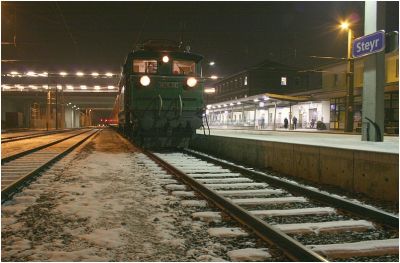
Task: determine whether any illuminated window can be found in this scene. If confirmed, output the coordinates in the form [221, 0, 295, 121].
[172, 60, 195, 75]
[133, 60, 158, 74]
[281, 77, 287, 86]
[244, 76, 248, 86]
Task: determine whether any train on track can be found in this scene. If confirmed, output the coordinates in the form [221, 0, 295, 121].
[112, 40, 205, 148]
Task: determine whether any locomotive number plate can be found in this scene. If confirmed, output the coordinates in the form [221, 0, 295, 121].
[159, 82, 180, 88]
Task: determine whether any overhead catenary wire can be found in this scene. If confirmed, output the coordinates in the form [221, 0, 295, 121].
[54, 2, 78, 49]
[133, 2, 154, 48]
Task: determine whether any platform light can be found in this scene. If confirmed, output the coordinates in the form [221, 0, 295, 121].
[17, 85, 24, 90]
[217, 105, 221, 108]
[76, 72, 84, 77]
[237, 101, 241, 105]
[206, 105, 212, 109]
[204, 87, 215, 94]
[2, 85, 11, 90]
[107, 85, 115, 89]
[67, 85, 74, 90]
[42, 85, 49, 89]
[80, 85, 87, 90]
[210, 75, 218, 80]
[263, 96, 269, 101]
[94, 85, 101, 90]
[39, 71, 48, 77]
[162, 55, 170, 63]
[340, 21, 350, 30]
[209, 61, 215, 66]
[29, 85, 38, 90]
[259, 102, 265, 107]
[253, 98, 259, 102]
[230, 103, 234, 106]
[57, 85, 62, 90]
[105, 72, 113, 77]
[10, 71, 19, 76]
[77, 107, 80, 110]
[59, 71, 68, 76]
[26, 71, 36, 77]
[91, 72, 99, 77]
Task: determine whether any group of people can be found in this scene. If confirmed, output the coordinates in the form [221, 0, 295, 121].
[283, 116, 298, 129]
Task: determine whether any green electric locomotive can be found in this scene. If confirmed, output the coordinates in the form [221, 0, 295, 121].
[116, 40, 205, 148]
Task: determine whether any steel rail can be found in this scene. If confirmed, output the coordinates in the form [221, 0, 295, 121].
[1, 130, 70, 144]
[145, 150, 327, 262]
[184, 148, 399, 228]
[2, 129, 90, 164]
[1, 129, 101, 203]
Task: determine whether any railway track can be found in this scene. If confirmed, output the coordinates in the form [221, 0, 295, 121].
[142, 149, 399, 262]
[1, 129, 71, 144]
[1, 129, 100, 203]
[2, 129, 91, 163]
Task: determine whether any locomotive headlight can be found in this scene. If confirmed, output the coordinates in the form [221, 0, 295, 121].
[162, 55, 169, 63]
[140, 75, 151, 86]
[186, 77, 197, 87]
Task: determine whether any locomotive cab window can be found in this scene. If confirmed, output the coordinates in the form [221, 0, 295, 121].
[173, 60, 195, 75]
[133, 59, 158, 74]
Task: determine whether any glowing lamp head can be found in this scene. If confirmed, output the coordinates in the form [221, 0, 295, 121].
[186, 77, 197, 87]
[162, 55, 169, 63]
[340, 21, 350, 30]
[140, 75, 151, 86]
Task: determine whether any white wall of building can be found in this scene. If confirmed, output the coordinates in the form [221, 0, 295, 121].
[64, 107, 80, 128]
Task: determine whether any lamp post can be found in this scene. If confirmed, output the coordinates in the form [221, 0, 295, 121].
[340, 22, 355, 132]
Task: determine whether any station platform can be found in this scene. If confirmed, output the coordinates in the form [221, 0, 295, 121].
[192, 128, 399, 202]
[197, 128, 399, 154]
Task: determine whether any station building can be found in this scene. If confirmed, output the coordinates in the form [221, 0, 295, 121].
[206, 52, 399, 134]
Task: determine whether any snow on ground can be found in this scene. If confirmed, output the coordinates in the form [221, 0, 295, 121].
[308, 238, 399, 258]
[275, 220, 375, 235]
[217, 189, 285, 197]
[227, 248, 272, 261]
[208, 227, 248, 238]
[1, 129, 237, 261]
[231, 196, 307, 206]
[196, 177, 253, 184]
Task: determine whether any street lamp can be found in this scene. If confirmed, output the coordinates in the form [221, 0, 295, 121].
[340, 21, 355, 132]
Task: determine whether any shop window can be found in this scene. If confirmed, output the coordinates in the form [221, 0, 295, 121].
[281, 77, 287, 86]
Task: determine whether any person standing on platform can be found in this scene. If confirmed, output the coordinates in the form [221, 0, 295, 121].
[284, 117, 288, 129]
[293, 116, 297, 130]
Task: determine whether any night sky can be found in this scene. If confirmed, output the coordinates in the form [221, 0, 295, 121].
[1, 1, 399, 77]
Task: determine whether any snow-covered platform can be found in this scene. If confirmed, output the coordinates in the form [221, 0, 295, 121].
[191, 129, 399, 202]
[197, 129, 398, 154]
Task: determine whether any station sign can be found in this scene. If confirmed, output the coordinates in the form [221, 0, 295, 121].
[352, 30, 385, 58]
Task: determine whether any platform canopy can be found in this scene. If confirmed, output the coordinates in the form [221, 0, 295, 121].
[206, 93, 311, 110]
